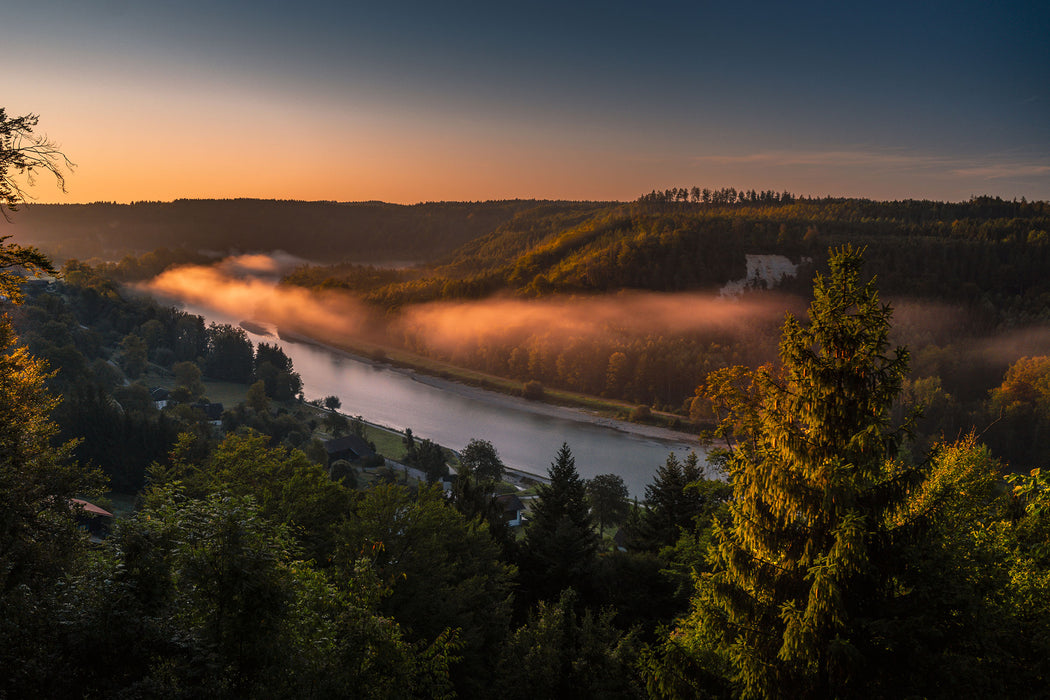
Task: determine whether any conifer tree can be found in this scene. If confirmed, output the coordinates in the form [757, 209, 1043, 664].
[682, 247, 918, 698]
[521, 443, 599, 602]
[630, 452, 715, 551]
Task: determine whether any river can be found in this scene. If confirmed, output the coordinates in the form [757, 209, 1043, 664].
[182, 304, 703, 498]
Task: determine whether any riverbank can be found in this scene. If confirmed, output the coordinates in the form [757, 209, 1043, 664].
[275, 325, 699, 430]
[174, 304, 704, 495]
[280, 329, 702, 447]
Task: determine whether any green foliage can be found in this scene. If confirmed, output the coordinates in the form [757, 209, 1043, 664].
[246, 378, 270, 413]
[119, 332, 148, 378]
[0, 236, 105, 694]
[0, 321, 100, 589]
[338, 484, 515, 696]
[496, 588, 645, 699]
[861, 437, 1050, 696]
[522, 379, 545, 400]
[170, 430, 355, 563]
[202, 323, 254, 383]
[521, 443, 599, 602]
[54, 380, 179, 492]
[407, 438, 449, 483]
[14, 485, 455, 699]
[449, 465, 512, 550]
[173, 359, 206, 400]
[681, 247, 921, 698]
[459, 437, 505, 484]
[254, 342, 302, 400]
[586, 473, 629, 537]
[328, 458, 358, 487]
[628, 453, 707, 551]
[985, 355, 1050, 468]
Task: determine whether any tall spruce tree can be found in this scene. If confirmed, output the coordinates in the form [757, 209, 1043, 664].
[680, 247, 918, 698]
[521, 443, 599, 602]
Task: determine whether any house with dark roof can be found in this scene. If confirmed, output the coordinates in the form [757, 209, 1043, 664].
[191, 401, 224, 422]
[323, 434, 376, 465]
[495, 493, 525, 527]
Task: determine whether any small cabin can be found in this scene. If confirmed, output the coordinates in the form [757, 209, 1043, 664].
[495, 493, 525, 527]
[191, 401, 224, 422]
[323, 435, 376, 465]
[71, 498, 114, 542]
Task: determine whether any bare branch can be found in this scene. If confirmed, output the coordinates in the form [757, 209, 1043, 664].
[0, 108, 76, 220]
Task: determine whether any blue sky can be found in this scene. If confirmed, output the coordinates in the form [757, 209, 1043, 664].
[6, 0, 1049, 202]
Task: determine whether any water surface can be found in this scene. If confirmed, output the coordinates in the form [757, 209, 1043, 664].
[185, 304, 703, 497]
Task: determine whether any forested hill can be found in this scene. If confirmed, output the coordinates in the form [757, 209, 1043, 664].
[286, 195, 1050, 319]
[8, 198, 610, 263]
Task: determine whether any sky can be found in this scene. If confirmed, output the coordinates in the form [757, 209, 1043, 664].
[6, 0, 1049, 204]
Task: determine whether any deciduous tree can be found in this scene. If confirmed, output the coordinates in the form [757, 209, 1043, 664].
[586, 473, 629, 537]
[459, 437, 504, 484]
[0, 109, 73, 218]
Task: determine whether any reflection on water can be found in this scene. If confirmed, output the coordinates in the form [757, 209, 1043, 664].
[188, 305, 703, 497]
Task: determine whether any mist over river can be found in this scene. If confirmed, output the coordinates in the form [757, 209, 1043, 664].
[179, 303, 703, 497]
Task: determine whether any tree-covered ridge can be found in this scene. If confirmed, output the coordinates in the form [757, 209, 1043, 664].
[283, 194, 1050, 318]
[9, 198, 595, 263]
[272, 196, 1050, 463]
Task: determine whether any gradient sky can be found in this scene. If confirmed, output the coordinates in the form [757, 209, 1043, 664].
[6, 0, 1049, 203]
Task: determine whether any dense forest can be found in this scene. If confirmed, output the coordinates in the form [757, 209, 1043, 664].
[4, 236, 1050, 697]
[282, 193, 1050, 309]
[11, 199, 610, 263]
[3, 154, 1050, 696]
[273, 194, 1050, 472]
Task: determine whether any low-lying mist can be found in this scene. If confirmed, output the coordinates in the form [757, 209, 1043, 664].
[143, 257, 799, 354]
[143, 259, 380, 340]
[142, 255, 1048, 406]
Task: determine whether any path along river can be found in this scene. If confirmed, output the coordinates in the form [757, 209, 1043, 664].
[181, 303, 704, 498]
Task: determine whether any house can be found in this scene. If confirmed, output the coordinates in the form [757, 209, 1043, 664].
[323, 434, 376, 465]
[70, 498, 114, 543]
[191, 401, 224, 422]
[150, 386, 170, 409]
[495, 493, 525, 527]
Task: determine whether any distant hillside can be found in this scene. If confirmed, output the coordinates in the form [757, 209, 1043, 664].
[5, 198, 601, 263]
[286, 195, 1050, 323]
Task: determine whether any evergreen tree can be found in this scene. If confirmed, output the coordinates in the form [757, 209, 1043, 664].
[521, 443, 599, 602]
[680, 247, 919, 698]
[629, 452, 714, 552]
[635, 453, 688, 550]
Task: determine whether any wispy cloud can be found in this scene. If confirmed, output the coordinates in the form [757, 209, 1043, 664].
[691, 149, 952, 170]
[691, 148, 1050, 183]
[951, 164, 1050, 180]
